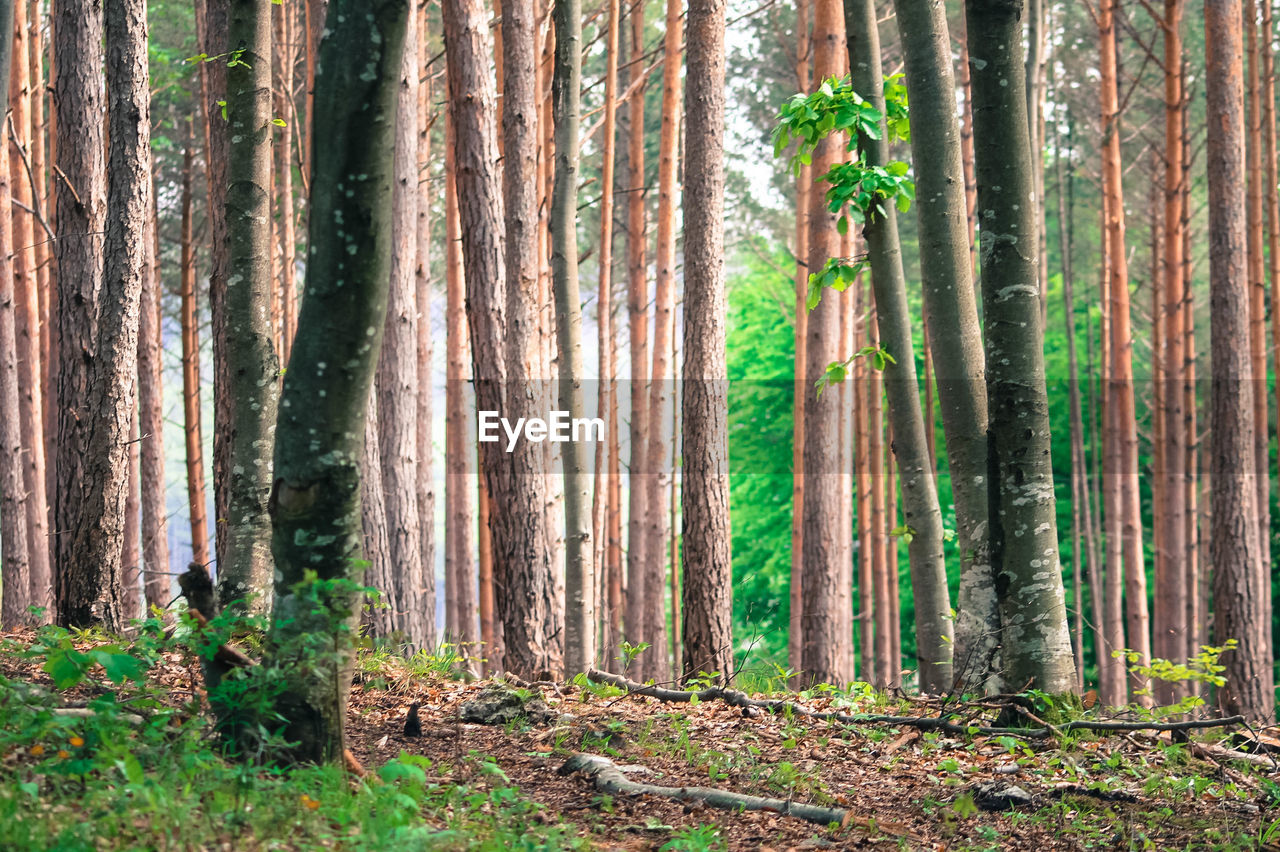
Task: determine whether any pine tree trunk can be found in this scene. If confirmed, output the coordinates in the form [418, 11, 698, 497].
[274, 0, 297, 360]
[444, 108, 477, 654]
[1204, 0, 1274, 723]
[8, 0, 47, 617]
[375, 4, 425, 647]
[217, 0, 281, 612]
[267, 0, 408, 763]
[788, 0, 810, 680]
[638, 0, 682, 683]
[891, 0, 994, 691]
[624, 0, 649, 671]
[1156, 0, 1187, 703]
[679, 0, 733, 684]
[846, 0, 951, 693]
[180, 139, 211, 569]
[140, 175, 169, 608]
[0, 0, 29, 626]
[445, 0, 563, 679]
[966, 0, 1076, 696]
[799, 0, 847, 687]
[52, 0, 113, 627]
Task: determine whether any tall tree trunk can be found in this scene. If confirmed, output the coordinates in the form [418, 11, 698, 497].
[1205, 0, 1274, 723]
[594, 0, 621, 668]
[28, 1, 51, 531]
[641, 0, 682, 683]
[551, 0, 595, 674]
[1024, 0, 1046, 324]
[680, 0, 733, 684]
[376, 3, 425, 647]
[445, 0, 563, 679]
[413, 0, 437, 657]
[1100, 0, 1152, 703]
[1155, 0, 1187, 704]
[140, 179, 169, 608]
[966, 0, 1075, 695]
[121, 409, 142, 620]
[360, 393, 395, 639]
[275, 0, 297, 360]
[789, 0, 810, 678]
[891, 0, 993, 692]
[51, 0, 111, 626]
[846, 0, 951, 693]
[1267, 0, 1280, 611]
[9, 0, 47, 617]
[624, 0, 650, 670]
[180, 140, 211, 569]
[1181, 96, 1200, 665]
[868, 300, 888, 688]
[854, 285, 874, 680]
[799, 0, 847, 687]
[1245, 0, 1272, 653]
[217, 0, 281, 611]
[0, 0, 28, 626]
[267, 0, 407, 763]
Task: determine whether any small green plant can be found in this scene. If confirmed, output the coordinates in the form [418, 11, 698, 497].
[660, 823, 726, 852]
[619, 640, 651, 672]
[1113, 640, 1235, 715]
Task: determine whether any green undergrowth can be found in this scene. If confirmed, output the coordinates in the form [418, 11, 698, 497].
[0, 622, 580, 852]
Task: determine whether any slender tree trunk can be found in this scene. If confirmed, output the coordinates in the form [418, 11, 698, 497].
[413, 0, 437, 653]
[680, 0, 732, 684]
[215, 0, 280, 611]
[1205, 0, 1274, 723]
[375, 3, 426, 647]
[846, 0, 951, 693]
[623, 0, 650, 670]
[179, 140, 211, 570]
[444, 105, 477, 656]
[1154, 0, 1188, 705]
[0, 0, 28, 626]
[891, 0, 994, 691]
[868, 324, 887, 688]
[1099, 0, 1151, 703]
[121, 409, 142, 621]
[1024, 0, 1046, 324]
[52, 0, 114, 627]
[140, 177, 169, 608]
[641, 0, 682, 683]
[445, 0, 563, 679]
[550, 0, 595, 675]
[789, 0, 811, 678]
[1245, 0, 1272, 650]
[267, 0, 408, 763]
[966, 0, 1075, 696]
[275, 0, 297, 360]
[360, 393, 395, 639]
[854, 284, 873, 680]
[28, 1, 51, 528]
[8, 0, 47, 617]
[1182, 96, 1200, 666]
[594, 0, 621, 668]
[1267, 0, 1280, 616]
[955, 11, 977, 274]
[798, 0, 847, 687]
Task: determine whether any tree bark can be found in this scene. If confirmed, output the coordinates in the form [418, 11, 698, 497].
[624, 0, 650, 671]
[8, 0, 48, 617]
[1205, 0, 1274, 724]
[788, 0, 810, 679]
[267, 0, 408, 763]
[0, 0, 27, 626]
[140, 173, 169, 609]
[51, 0, 115, 627]
[965, 0, 1076, 696]
[551, 0, 595, 675]
[180, 139, 211, 569]
[445, 0, 563, 679]
[799, 0, 847, 687]
[679, 0, 733, 684]
[890, 0, 994, 691]
[217, 0, 281, 612]
[375, 2, 426, 648]
[845, 0, 951, 694]
[274, 0, 297, 361]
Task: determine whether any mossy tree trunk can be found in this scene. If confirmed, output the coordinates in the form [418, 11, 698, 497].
[965, 0, 1076, 696]
[266, 0, 407, 764]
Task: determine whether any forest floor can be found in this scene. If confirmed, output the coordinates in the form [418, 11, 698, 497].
[1, 624, 1278, 851]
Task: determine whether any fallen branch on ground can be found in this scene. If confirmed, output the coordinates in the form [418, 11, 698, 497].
[559, 752, 849, 827]
[584, 670, 1246, 740]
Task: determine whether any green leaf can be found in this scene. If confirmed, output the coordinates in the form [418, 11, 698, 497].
[44, 647, 90, 689]
[272, 118, 287, 127]
[92, 649, 146, 684]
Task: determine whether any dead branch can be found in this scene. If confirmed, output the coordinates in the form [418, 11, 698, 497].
[559, 752, 849, 827]
[585, 670, 1247, 740]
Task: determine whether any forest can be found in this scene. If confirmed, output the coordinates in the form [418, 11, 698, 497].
[2, 0, 1280, 848]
